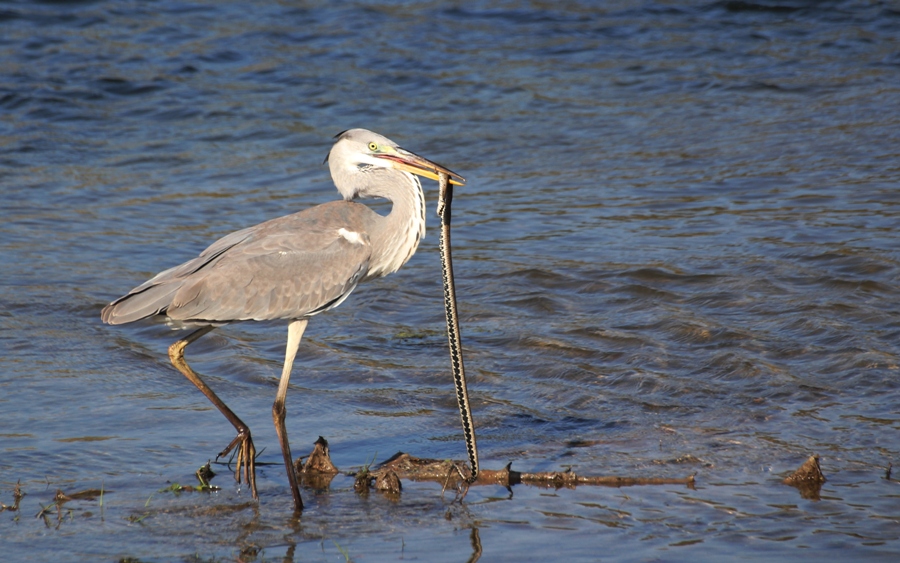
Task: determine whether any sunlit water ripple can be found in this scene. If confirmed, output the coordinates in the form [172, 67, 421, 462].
[1, 1, 899, 561]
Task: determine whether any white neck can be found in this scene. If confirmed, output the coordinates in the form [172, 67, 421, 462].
[364, 172, 426, 279]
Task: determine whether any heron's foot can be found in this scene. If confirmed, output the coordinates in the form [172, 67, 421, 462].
[217, 429, 258, 500]
[440, 462, 472, 502]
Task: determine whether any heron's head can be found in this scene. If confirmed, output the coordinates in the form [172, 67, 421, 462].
[327, 128, 464, 200]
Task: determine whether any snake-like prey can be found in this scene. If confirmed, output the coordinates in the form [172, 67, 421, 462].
[437, 171, 479, 483]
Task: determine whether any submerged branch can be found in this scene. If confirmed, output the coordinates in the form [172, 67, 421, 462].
[363, 452, 694, 490]
[293, 438, 695, 497]
[0, 480, 24, 512]
[782, 454, 826, 500]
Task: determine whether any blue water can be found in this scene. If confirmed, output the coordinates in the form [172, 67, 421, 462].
[2, 1, 899, 560]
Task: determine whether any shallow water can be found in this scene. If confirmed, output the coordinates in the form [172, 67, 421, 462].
[2, 0, 900, 560]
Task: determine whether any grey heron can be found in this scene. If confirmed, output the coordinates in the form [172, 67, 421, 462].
[101, 129, 466, 511]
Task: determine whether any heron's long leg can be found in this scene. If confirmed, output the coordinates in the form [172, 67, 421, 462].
[273, 319, 308, 512]
[168, 326, 257, 500]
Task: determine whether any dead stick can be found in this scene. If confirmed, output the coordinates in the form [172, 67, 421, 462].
[354, 452, 694, 490]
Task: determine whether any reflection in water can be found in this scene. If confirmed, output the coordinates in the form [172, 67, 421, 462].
[467, 527, 483, 563]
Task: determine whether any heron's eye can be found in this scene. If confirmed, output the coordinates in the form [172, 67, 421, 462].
[367, 142, 378, 152]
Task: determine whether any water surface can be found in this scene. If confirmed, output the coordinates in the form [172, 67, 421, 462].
[2, 1, 899, 561]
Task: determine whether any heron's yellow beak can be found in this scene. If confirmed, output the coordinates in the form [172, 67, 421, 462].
[376, 147, 465, 186]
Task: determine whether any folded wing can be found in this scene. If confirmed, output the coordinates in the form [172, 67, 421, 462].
[101, 201, 374, 325]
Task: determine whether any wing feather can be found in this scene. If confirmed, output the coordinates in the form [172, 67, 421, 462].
[101, 201, 377, 325]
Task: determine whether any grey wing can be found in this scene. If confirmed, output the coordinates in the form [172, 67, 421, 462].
[100, 226, 258, 324]
[165, 226, 372, 323]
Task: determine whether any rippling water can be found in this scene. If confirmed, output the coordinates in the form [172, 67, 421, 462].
[2, 1, 899, 560]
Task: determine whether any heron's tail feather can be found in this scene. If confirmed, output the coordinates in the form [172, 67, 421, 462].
[100, 282, 180, 325]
